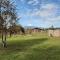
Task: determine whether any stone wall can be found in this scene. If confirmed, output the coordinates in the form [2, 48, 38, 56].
[48, 29, 60, 37]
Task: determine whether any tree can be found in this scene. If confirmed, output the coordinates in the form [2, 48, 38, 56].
[9, 24, 25, 37]
[0, 0, 18, 48]
[49, 25, 54, 30]
[19, 25, 25, 34]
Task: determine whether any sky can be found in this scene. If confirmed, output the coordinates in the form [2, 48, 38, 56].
[13, 0, 60, 28]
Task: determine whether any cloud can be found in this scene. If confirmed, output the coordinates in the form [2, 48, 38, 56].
[27, 4, 60, 20]
[31, 4, 58, 16]
[17, 0, 60, 27]
[27, 0, 39, 5]
[40, 4, 60, 23]
[47, 16, 60, 22]
[22, 3, 60, 26]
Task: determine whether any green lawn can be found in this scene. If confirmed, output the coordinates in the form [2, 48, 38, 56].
[0, 32, 60, 60]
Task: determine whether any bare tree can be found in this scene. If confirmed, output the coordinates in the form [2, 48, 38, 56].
[0, 0, 18, 48]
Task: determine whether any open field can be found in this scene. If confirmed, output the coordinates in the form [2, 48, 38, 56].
[0, 32, 60, 60]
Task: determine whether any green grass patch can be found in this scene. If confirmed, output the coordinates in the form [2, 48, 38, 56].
[0, 32, 60, 60]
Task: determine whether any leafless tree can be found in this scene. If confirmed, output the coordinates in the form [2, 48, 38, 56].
[0, 0, 18, 48]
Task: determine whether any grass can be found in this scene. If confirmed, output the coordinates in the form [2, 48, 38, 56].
[0, 32, 60, 60]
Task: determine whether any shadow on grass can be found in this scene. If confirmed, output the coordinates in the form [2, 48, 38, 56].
[22, 46, 60, 60]
[4, 38, 48, 51]
[46, 46, 60, 60]
[0, 37, 48, 60]
[0, 38, 60, 60]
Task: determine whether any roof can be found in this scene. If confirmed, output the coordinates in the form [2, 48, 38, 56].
[33, 28, 42, 30]
[48, 28, 60, 30]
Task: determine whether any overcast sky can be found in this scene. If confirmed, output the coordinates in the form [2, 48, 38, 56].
[13, 0, 60, 28]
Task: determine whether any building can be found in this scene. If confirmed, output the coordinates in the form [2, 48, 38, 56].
[48, 28, 60, 37]
[25, 28, 43, 34]
[32, 28, 42, 33]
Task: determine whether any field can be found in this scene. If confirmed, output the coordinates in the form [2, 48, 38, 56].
[0, 32, 60, 60]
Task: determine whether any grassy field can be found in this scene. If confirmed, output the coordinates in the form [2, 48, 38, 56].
[0, 32, 60, 60]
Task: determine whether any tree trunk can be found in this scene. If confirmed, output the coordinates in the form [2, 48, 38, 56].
[2, 40, 7, 48]
[4, 28, 7, 48]
[10, 31, 12, 37]
[2, 29, 3, 42]
[2, 26, 7, 48]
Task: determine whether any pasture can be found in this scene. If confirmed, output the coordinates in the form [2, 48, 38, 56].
[0, 32, 60, 60]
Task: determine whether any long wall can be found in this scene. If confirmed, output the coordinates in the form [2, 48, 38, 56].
[48, 29, 60, 37]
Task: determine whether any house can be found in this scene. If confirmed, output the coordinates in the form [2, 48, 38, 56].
[25, 28, 42, 34]
[32, 28, 42, 33]
[48, 28, 60, 37]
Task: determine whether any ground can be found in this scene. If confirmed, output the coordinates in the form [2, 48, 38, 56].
[0, 32, 60, 60]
